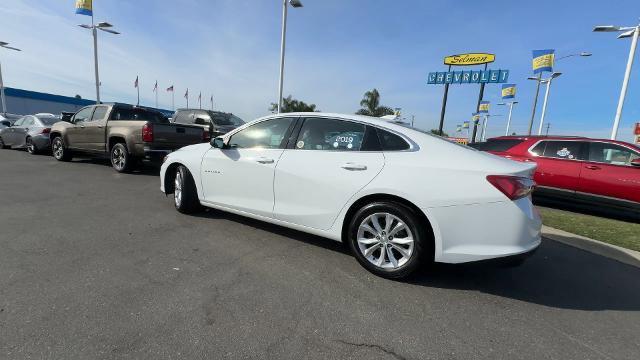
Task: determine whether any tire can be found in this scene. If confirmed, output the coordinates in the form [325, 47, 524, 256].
[173, 165, 201, 214]
[347, 201, 432, 279]
[51, 136, 72, 161]
[26, 137, 38, 154]
[0, 137, 6, 149]
[110, 143, 134, 173]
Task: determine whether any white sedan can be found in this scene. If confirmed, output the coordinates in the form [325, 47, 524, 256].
[160, 113, 541, 278]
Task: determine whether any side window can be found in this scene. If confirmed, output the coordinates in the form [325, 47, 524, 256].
[228, 117, 294, 149]
[13, 117, 25, 127]
[22, 117, 35, 127]
[173, 111, 192, 124]
[542, 141, 583, 160]
[296, 118, 365, 151]
[376, 128, 410, 151]
[91, 106, 108, 121]
[588, 142, 640, 166]
[530, 141, 546, 156]
[73, 107, 93, 123]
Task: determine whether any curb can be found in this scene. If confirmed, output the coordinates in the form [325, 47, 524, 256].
[542, 225, 640, 269]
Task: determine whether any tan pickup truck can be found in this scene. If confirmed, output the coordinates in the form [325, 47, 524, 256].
[50, 103, 204, 172]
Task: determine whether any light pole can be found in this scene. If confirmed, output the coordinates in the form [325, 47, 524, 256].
[534, 72, 562, 135]
[277, 0, 303, 113]
[498, 101, 518, 136]
[480, 114, 503, 142]
[0, 41, 21, 115]
[594, 22, 640, 140]
[78, 20, 120, 104]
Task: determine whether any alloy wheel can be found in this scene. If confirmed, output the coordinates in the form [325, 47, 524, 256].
[112, 147, 126, 171]
[52, 138, 63, 159]
[26, 138, 35, 154]
[356, 212, 415, 269]
[174, 171, 183, 207]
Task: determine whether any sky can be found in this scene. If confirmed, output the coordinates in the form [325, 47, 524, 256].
[0, 0, 639, 142]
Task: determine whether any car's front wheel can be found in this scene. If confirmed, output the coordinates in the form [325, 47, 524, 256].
[51, 137, 71, 161]
[173, 165, 200, 214]
[347, 201, 431, 279]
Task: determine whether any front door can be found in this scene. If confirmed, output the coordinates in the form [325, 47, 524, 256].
[578, 142, 640, 203]
[3, 117, 25, 146]
[273, 117, 385, 230]
[84, 106, 108, 152]
[67, 106, 94, 150]
[200, 117, 296, 217]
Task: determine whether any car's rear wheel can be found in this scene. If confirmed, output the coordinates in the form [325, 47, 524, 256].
[51, 137, 71, 161]
[26, 137, 37, 154]
[110, 143, 133, 173]
[347, 201, 431, 279]
[174, 165, 200, 214]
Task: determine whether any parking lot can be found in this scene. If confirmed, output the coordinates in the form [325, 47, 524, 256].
[1, 149, 639, 360]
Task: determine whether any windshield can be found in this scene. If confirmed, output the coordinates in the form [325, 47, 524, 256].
[38, 117, 60, 125]
[209, 112, 244, 126]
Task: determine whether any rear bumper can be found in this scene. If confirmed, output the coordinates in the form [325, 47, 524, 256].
[424, 197, 542, 264]
[142, 147, 172, 164]
[31, 135, 51, 149]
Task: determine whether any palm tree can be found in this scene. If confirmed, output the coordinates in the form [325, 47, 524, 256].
[356, 89, 394, 117]
[269, 95, 319, 113]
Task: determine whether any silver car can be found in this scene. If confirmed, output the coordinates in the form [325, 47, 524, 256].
[0, 114, 59, 154]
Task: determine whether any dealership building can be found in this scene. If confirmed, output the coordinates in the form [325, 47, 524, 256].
[2, 87, 173, 117]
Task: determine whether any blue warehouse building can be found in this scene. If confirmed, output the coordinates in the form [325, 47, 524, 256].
[2, 87, 174, 118]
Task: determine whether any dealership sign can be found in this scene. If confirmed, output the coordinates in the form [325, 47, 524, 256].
[427, 69, 510, 84]
[444, 53, 495, 66]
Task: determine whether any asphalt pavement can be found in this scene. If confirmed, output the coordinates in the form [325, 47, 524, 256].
[1, 149, 639, 360]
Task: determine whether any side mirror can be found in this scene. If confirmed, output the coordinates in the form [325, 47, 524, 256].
[211, 136, 226, 149]
[631, 158, 640, 167]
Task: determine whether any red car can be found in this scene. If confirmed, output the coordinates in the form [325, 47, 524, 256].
[471, 136, 640, 218]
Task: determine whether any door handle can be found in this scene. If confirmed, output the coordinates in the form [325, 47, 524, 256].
[341, 163, 367, 171]
[256, 157, 274, 164]
[97, 125, 103, 129]
[585, 165, 601, 170]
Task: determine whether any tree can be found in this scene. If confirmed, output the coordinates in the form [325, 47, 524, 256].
[430, 129, 449, 137]
[355, 88, 394, 117]
[269, 95, 319, 113]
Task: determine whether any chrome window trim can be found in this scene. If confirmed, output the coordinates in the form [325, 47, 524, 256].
[527, 139, 640, 167]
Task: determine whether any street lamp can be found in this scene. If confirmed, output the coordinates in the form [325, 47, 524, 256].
[277, 0, 303, 113]
[498, 101, 518, 136]
[533, 72, 562, 135]
[480, 114, 503, 142]
[78, 21, 120, 104]
[0, 41, 21, 115]
[594, 22, 640, 140]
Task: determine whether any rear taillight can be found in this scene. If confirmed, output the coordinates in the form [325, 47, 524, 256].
[142, 123, 154, 142]
[41, 128, 51, 134]
[487, 175, 536, 201]
[202, 130, 210, 142]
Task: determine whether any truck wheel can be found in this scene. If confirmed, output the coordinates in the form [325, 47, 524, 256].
[52, 137, 72, 161]
[111, 143, 134, 173]
[174, 165, 200, 214]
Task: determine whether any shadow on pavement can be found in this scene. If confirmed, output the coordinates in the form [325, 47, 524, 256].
[194, 208, 640, 312]
[72, 158, 160, 176]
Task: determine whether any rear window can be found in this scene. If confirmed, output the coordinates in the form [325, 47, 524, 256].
[110, 108, 169, 124]
[209, 112, 244, 127]
[376, 128, 410, 151]
[38, 117, 59, 125]
[470, 139, 524, 152]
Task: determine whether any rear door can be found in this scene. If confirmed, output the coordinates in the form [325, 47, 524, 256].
[530, 140, 586, 195]
[273, 117, 385, 230]
[578, 142, 640, 203]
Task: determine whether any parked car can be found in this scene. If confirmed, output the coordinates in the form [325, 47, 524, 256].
[49, 103, 205, 172]
[0, 114, 59, 154]
[160, 113, 541, 279]
[470, 136, 640, 218]
[171, 109, 244, 141]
